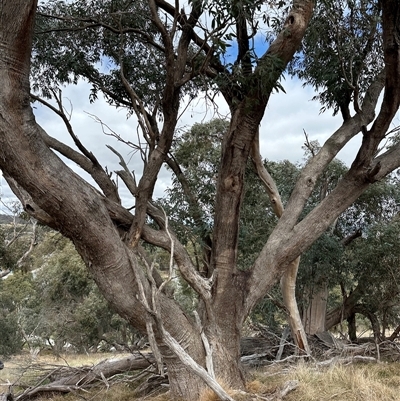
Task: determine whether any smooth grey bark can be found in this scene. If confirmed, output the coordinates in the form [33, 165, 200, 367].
[251, 133, 310, 354]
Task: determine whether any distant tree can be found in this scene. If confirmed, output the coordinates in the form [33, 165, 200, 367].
[25, 234, 140, 354]
[0, 273, 28, 356]
[325, 215, 400, 341]
[0, 228, 15, 278]
[1, 1, 400, 399]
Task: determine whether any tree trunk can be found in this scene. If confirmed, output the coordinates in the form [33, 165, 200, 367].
[347, 313, 357, 342]
[303, 280, 328, 335]
[326, 299, 382, 343]
[353, 305, 382, 341]
[281, 258, 310, 354]
[251, 134, 310, 354]
[325, 284, 365, 331]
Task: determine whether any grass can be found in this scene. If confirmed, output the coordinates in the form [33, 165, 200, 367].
[0, 352, 129, 380]
[0, 352, 134, 401]
[271, 362, 400, 401]
[1, 353, 400, 400]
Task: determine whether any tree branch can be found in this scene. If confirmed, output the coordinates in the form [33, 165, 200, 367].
[31, 95, 120, 203]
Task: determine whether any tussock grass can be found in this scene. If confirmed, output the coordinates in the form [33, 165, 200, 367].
[281, 362, 400, 401]
[198, 379, 235, 401]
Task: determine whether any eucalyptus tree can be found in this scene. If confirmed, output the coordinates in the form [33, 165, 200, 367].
[1, 0, 400, 399]
[324, 175, 400, 337]
[298, 163, 400, 335]
[32, 235, 138, 354]
[0, 272, 29, 356]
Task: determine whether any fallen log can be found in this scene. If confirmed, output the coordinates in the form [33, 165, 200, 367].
[13, 353, 155, 401]
[316, 355, 377, 367]
[0, 385, 13, 401]
[48, 352, 155, 386]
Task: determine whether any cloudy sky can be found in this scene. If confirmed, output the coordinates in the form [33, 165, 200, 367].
[0, 74, 377, 213]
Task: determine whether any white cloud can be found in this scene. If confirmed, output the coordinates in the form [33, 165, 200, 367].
[0, 76, 374, 211]
[261, 78, 341, 163]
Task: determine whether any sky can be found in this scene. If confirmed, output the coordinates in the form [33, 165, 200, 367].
[0, 75, 364, 213]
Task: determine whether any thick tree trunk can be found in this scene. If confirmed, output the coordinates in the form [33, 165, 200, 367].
[207, 301, 246, 387]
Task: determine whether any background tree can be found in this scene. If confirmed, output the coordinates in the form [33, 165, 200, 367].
[0, 273, 26, 357]
[0, 200, 39, 277]
[1, 1, 400, 399]
[324, 209, 400, 340]
[0, 228, 142, 356]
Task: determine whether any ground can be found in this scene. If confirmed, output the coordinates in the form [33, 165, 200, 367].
[1, 351, 400, 401]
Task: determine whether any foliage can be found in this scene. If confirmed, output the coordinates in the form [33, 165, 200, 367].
[164, 119, 227, 241]
[292, 0, 383, 117]
[0, 273, 29, 356]
[32, 0, 203, 110]
[0, 312, 23, 356]
[338, 174, 400, 235]
[0, 229, 141, 354]
[0, 227, 15, 272]
[30, 235, 139, 353]
[342, 218, 400, 331]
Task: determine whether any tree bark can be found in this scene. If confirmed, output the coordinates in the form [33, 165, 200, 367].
[251, 132, 310, 353]
[303, 281, 328, 335]
[281, 258, 310, 354]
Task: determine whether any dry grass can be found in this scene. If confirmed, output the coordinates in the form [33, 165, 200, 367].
[0, 352, 130, 380]
[198, 379, 235, 401]
[278, 362, 400, 401]
[2, 354, 400, 401]
[0, 352, 133, 400]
